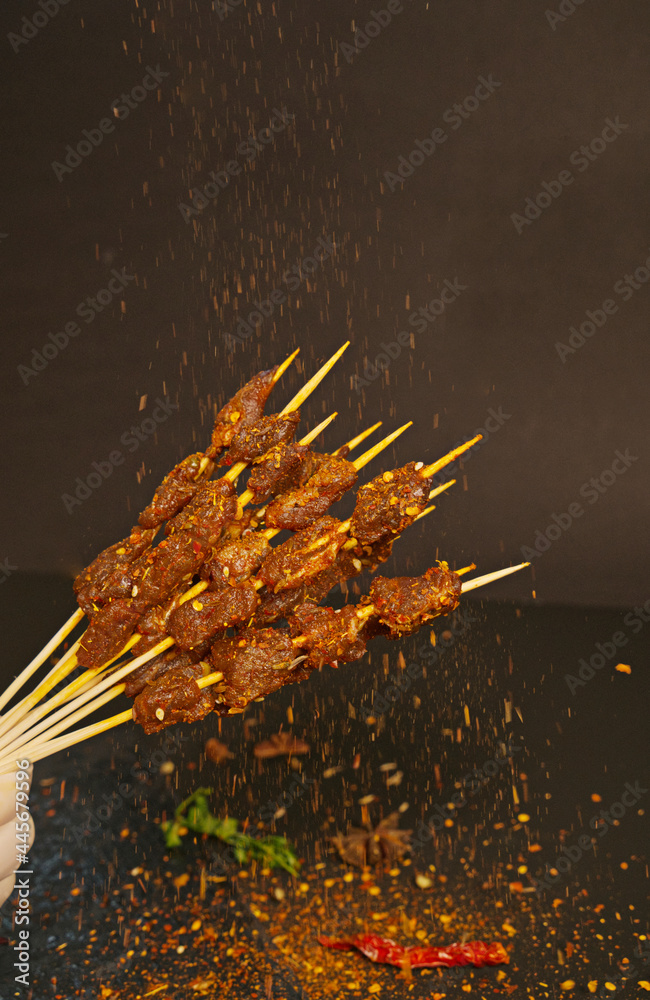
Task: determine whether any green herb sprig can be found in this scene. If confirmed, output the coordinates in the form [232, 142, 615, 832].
[161, 787, 300, 876]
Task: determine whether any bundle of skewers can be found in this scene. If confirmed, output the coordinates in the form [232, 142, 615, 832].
[0, 344, 527, 772]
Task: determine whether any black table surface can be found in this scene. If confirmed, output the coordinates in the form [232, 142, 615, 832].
[0, 575, 648, 999]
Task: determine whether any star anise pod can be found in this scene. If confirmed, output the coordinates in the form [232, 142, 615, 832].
[331, 812, 412, 868]
[253, 732, 310, 759]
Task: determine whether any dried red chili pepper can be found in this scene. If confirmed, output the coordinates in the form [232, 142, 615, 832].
[318, 933, 509, 969]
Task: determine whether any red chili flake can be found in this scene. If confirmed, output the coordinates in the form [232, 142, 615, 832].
[318, 934, 509, 969]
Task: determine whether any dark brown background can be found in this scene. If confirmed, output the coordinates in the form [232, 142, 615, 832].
[1, 0, 648, 607]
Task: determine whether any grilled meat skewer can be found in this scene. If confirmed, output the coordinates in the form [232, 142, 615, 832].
[133, 564, 461, 732]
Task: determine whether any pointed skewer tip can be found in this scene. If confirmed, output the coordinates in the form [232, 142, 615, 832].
[461, 562, 530, 593]
[273, 348, 300, 382]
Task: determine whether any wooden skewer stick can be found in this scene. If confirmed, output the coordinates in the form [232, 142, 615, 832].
[2, 562, 531, 768]
[413, 482, 457, 522]
[0, 670, 226, 772]
[273, 347, 300, 382]
[420, 434, 482, 478]
[0, 633, 146, 755]
[281, 343, 348, 414]
[0, 609, 85, 716]
[0, 640, 82, 744]
[334, 422, 382, 454]
[428, 480, 456, 500]
[0, 349, 303, 720]
[0, 636, 176, 764]
[412, 482, 457, 524]
[1, 658, 219, 766]
[0, 621, 148, 749]
[460, 562, 530, 593]
[414, 504, 435, 523]
[352, 422, 412, 471]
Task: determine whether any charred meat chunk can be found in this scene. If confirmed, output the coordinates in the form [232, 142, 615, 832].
[351, 463, 429, 546]
[73, 525, 155, 595]
[224, 411, 300, 465]
[250, 572, 336, 627]
[88, 560, 141, 607]
[251, 584, 311, 628]
[289, 603, 368, 667]
[74, 526, 156, 615]
[208, 367, 278, 458]
[124, 646, 208, 698]
[133, 590, 188, 652]
[138, 453, 213, 528]
[201, 533, 271, 589]
[368, 564, 461, 637]
[132, 663, 216, 734]
[135, 534, 207, 607]
[77, 598, 146, 668]
[257, 516, 347, 593]
[247, 442, 314, 503]
[136, 591, 185, 637]
[168, 581, 260, 650]
[252, 537, 394, 626]
[165, 479, 239, 546]
[209, 628, 301, 709]
[264, 453, 358, 530]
